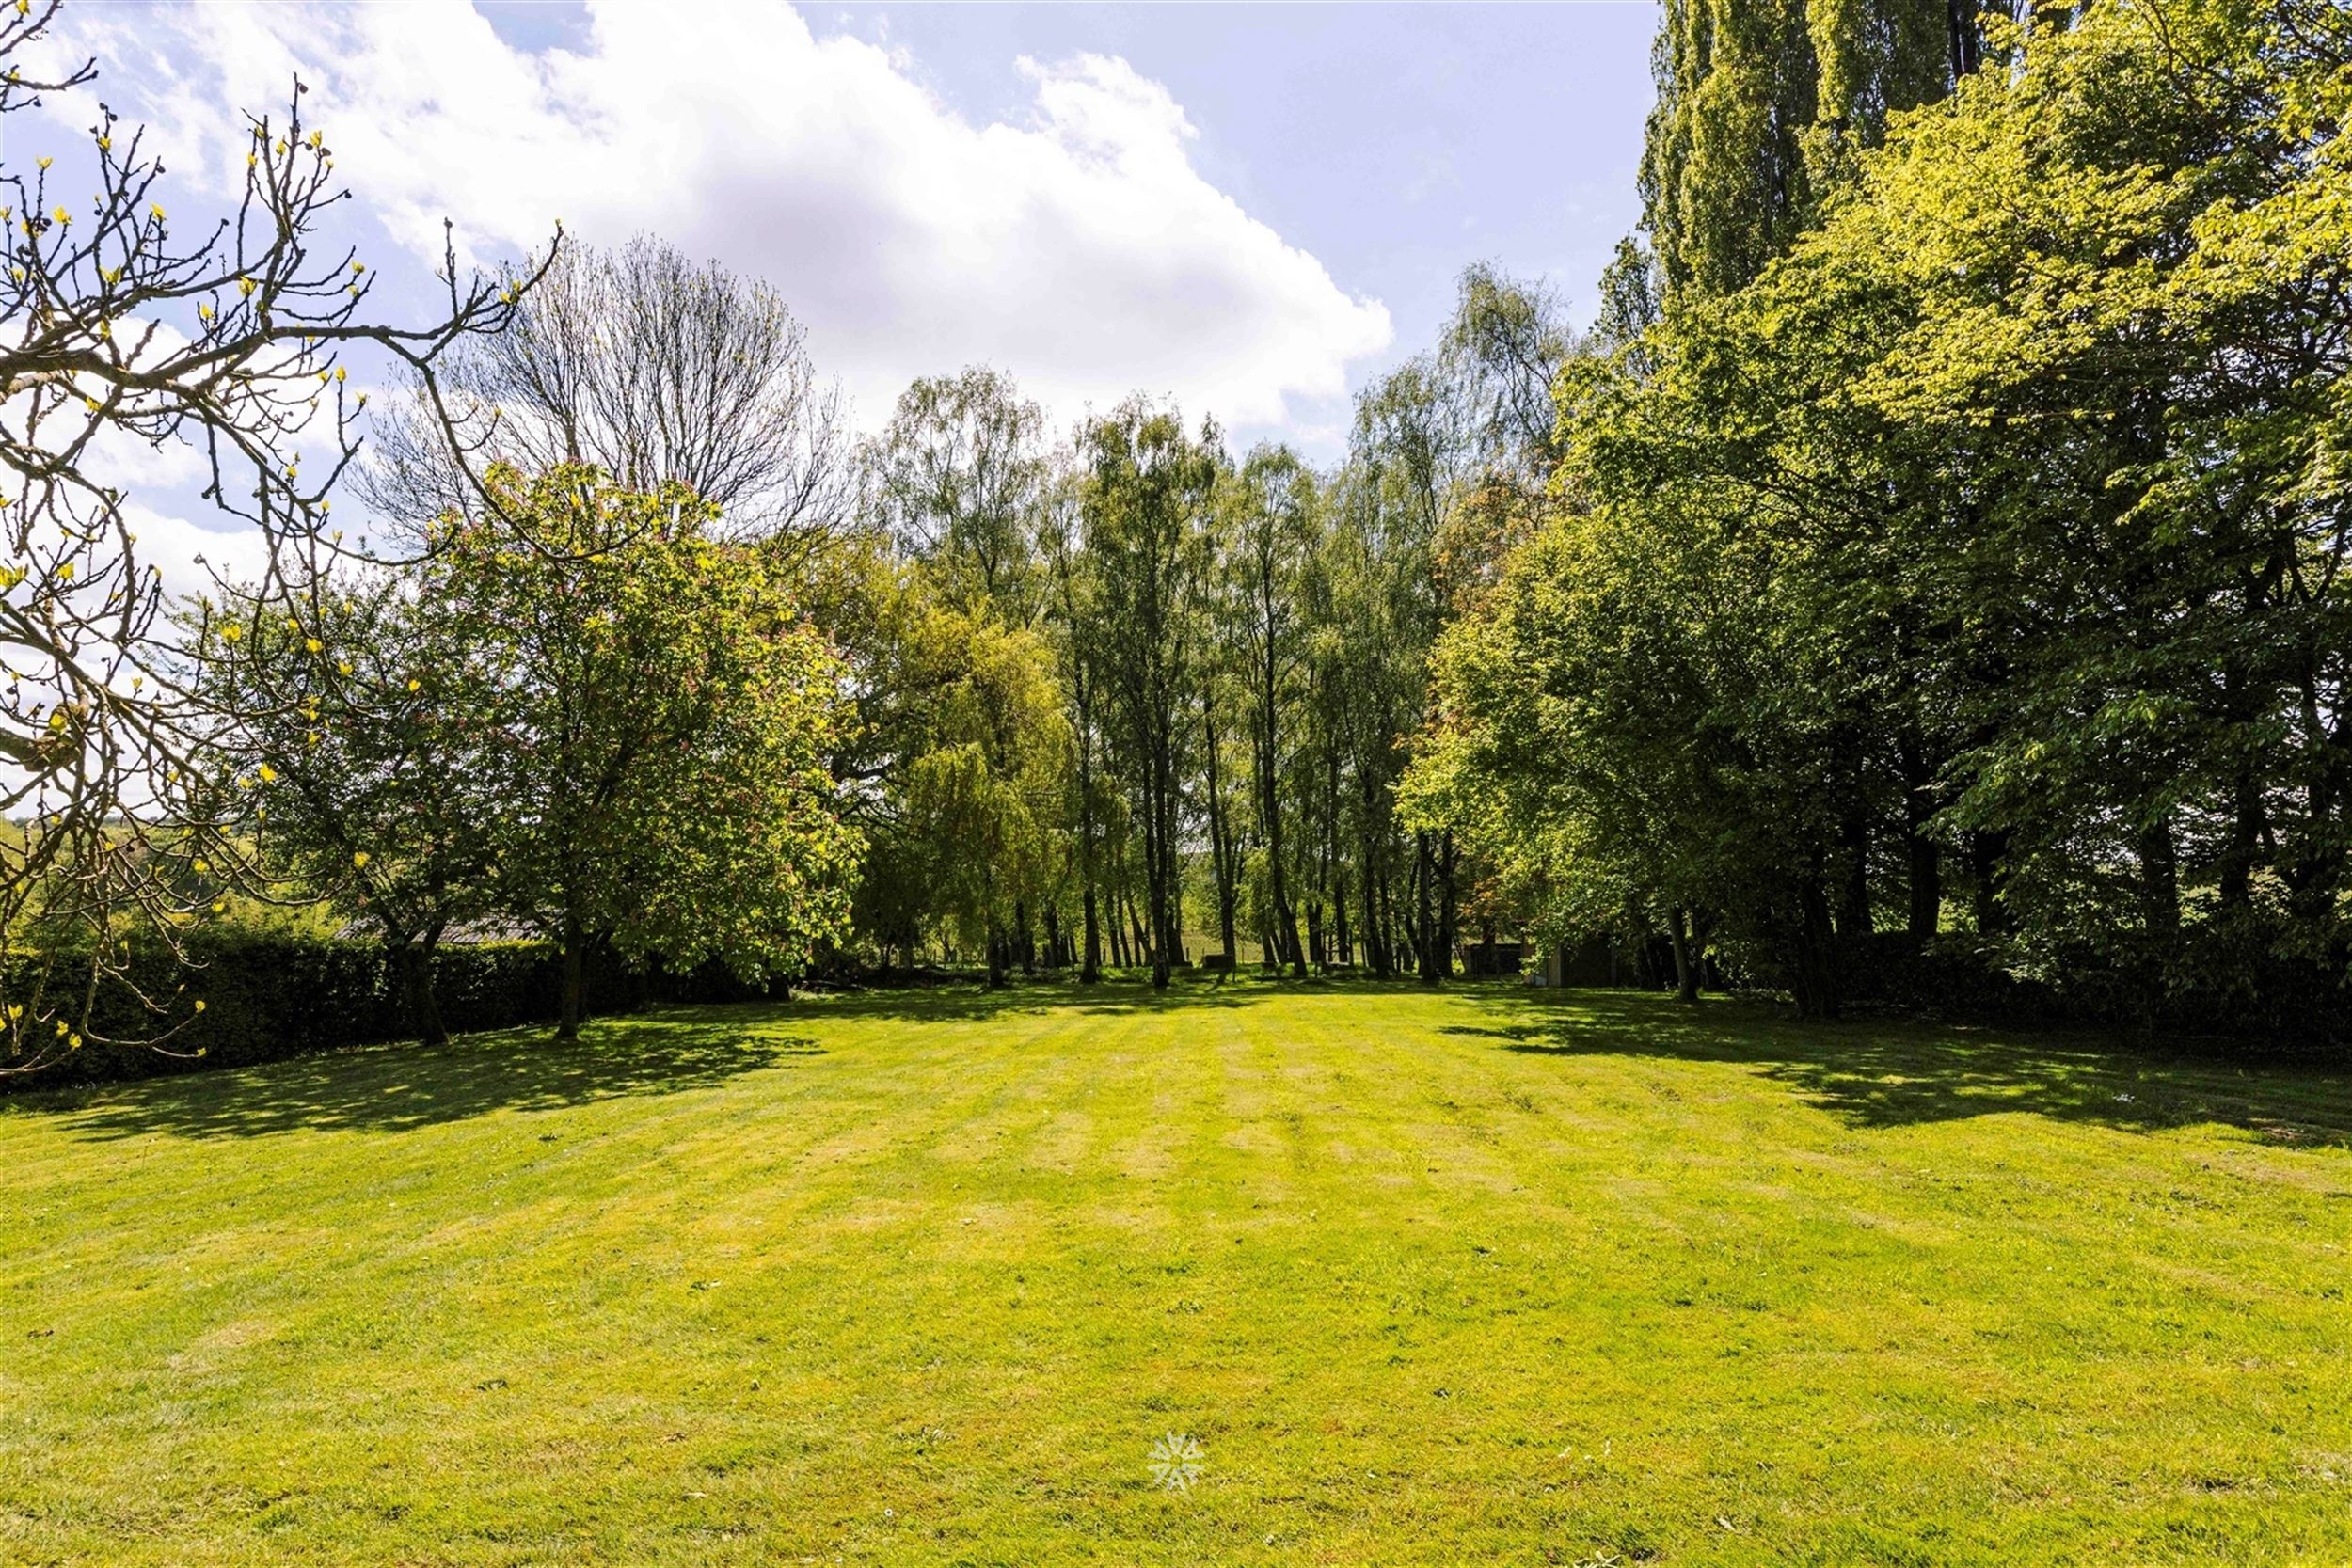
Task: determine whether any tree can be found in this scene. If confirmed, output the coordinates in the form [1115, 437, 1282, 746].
[0, 0, 547, 1075]
[431, 464, 859, 1038]
[369, 235, 850, 549]
[1638, 0, 2016, 300]
[192, 569, 498, 1045]
[1081, 400, 1220, 990]
[833, 543, 1071, 983]
[894, 604, 1069, 985]
[1223, 445, 1319, 975]
[861, 367, 1048, 621]
[1436, 0, 2352, 1035]
[1038, 470, 1112, 981]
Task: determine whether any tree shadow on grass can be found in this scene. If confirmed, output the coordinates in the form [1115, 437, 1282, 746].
[798, 973, 1275, 1025]
[15, 978, 1350, 1143]
[1454, 988, 2352, 1148]
[22, 1011, 824, 1142]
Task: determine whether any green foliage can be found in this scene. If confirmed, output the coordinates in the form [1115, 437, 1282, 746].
[434, 465, 861, 1018]
[1080, 399, 1224, 987]
[1427, 0, 2352, 1033]
[885, 595, 1070, 975]
[1639, 0, 2005, 299]
[191, 566, 500, 958]
[861, 367, 1049, 620]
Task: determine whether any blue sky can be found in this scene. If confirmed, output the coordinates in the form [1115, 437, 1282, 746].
[799, 3, 1660, 450]
[46, 1, 1657, 578]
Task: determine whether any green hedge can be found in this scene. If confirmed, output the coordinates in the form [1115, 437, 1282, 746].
[3, 934, 650, 1088]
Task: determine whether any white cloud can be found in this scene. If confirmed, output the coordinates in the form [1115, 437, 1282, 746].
[61, 0, 1391, 435]
[124, 499, 270, 605]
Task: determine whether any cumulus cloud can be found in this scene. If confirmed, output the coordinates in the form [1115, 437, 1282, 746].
[62, 0, 1391, 434]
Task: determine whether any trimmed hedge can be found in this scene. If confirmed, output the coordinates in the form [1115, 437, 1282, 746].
[4, 934, 651, 1089]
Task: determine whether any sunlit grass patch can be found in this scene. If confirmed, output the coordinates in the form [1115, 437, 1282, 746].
[4, 981, 2348, 1564]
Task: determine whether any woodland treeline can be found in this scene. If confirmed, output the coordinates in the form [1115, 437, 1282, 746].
[833, 0, 2352, 1043]
[2, 0, 2346, 1076]
[1415, 0, 2352, 1035]
[829, 268, 1569, 992]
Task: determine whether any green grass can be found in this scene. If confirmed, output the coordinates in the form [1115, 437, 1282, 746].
[5, 981, 2351, 1565]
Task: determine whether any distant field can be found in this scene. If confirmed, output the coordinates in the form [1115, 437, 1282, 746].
[5, 981, 2349, 1565]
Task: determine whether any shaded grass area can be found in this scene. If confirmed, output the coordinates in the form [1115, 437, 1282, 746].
[4, 980, 2349, 1564]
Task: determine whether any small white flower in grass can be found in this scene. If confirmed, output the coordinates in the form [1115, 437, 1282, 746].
[1148, 1432, 1201, 1492]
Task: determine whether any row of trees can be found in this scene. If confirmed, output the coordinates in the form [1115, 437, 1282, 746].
[30, 0, 2331, 1062]
[839, 257, 1580, 991]
[189, 249, 1582, 1024]
[0, 0, 1605, 1071]
[1413, 0, 2352, 1033]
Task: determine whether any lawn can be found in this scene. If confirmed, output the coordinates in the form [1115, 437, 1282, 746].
[5, 981, 2350, 1565]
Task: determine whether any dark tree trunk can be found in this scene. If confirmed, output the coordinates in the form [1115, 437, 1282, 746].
[2217, 765, 2265, 912]
[1899, 734, 1940, 943]
[2138, 813, 2181, 940]
[555, 906, 587, 1042]
[1905, 819, 1940, 944]
[1838, 806, 1871, 944]
[1081, 886, 1103, 982]
[1203, 712, 1239, 970]
[1415, 832, 1440, 986]
[398, 931, 449, 1048]
[1792, 872, 1841, 1020]
[1437, 830, 1458, 980]
[1667, 906, 1700, 1004]
[1968, 829, 2009, 937]
[1947, 0, 1982, 79]
[986, 925, 1008, 989]
[1145, 755, 1174, 990]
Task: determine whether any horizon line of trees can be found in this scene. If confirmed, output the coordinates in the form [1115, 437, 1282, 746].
[9, 0, 2347, 1071]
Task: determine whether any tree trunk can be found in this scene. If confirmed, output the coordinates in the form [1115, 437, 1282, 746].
[1081, 885, 1103, 983]
[555, 905, 587, 1042]
[1146, 755, 1173, 990]
[1900, 736, 1940, 943]
[1667, 906, 1700, 1004]
[398, 931, 450, 1048]
[1204, 718, 1238, 969]
[1968, 829, 2009, 937]
[1793, 873, 1840, 1020]
[1335, 876, 1352, 968]
[1414, 832, 1439, 985]
[2138, 813, 2181, 940]
[1437, 830, 1458, 980]
[1838, 805, 1872, 944]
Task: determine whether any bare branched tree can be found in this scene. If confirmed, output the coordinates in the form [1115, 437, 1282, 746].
[366, 235, 850, 549]
[0, 0, 552, 1075]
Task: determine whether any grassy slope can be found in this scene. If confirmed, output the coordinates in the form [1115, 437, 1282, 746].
[3, 981, 2349, 1566]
